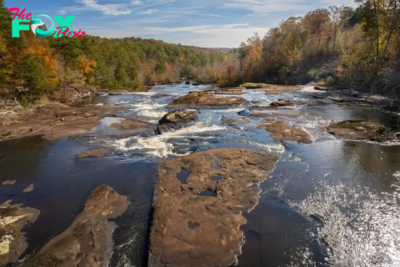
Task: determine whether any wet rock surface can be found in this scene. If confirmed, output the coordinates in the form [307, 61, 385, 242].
[325, 120, 399, 142]
[109, 116, 156, 137]
[168, 91, 247, 108]
[258, 119, 312, 144]
[222, 118, 250, 124]
[270, 99, 312, 107]
[214, 88, 245, 95]
[0, 103, 124, 142]
[149, 149, 279, 267]
[64, 84, 98, 104]
[22, 184, 35, 193]
[152, 94, 174, 99]
[0, 201, 40, 266]
[157, 110, 199, 134]
[23, 185, 129, 267]
[249, 113, 301, 119]
[78, 149, 109, 159]
[249, 105, 294, 111]
[1, 180, 16, 186]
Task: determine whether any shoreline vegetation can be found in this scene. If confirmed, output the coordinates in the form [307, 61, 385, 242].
[1, 0, 400, 107]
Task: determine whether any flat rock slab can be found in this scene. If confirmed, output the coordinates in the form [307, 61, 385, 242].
[0, 104, 124, 142]
[270, 99, 311, 107]
[149, 149, 279, 267]
[1, 180, 16, 186]
[78, 149, 109, 159]
[24, 185, 130, 267]
[0, 201, 40, 266]
[222, 118, 250, 124]
[324, 120, 399, 142]
[168, 91, 247, 109]
[250, 105, 295, 111]
[259, 119, 312, 144]
[152, 94, 174, 99]
[22, 184, 35, 193]
[214, 88, 245, 95]
[109, 116, 156, 137]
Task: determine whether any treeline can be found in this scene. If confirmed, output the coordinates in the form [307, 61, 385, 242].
[238, 0, 400, 95]
[0, 0, 237, 101]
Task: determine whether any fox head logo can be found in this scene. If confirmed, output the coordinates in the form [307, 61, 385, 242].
[31, 14, 54, 38]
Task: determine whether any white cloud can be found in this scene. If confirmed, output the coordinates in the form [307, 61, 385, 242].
[79, 0, 131, 15]
[142, 9, 159, 14]
[223, 0, 357, 14]
[131, 0, 143, 5]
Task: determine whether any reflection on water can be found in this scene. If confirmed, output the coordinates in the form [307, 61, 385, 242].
[0, 137, 157, 267]
[248, 140, 400, 266]
[1, 83, 400, 266]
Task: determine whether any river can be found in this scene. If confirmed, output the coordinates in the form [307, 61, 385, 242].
[0, 83, 399, 266]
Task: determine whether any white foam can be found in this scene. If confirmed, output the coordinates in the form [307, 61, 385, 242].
[299, 84, 325, 93]
[111, 123, 228, 158]
[116, 101, 131, 105]
[214, 108, 247, 114]
[241, 140, 286, 154]
[131, 92, 157, 96]
[394, 171, 400, 179]
[129, 103, 167, 119]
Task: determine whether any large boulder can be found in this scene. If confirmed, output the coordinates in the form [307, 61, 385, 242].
[168, 91, 247, 109]
[149, 149, 279, 267]
[0, 201, 40, 266]
[24, 185, 129, 267]
[157, 110, 199, 134]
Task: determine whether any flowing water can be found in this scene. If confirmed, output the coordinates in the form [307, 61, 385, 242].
[1, 83, 399, 267]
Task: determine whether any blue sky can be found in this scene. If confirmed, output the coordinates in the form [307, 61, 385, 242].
[5, 0, 357, 47]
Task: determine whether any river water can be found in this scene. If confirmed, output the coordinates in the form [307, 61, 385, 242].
[0, 83, 399, 267]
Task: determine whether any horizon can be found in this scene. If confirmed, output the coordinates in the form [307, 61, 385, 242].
[5, 0, 357, 48]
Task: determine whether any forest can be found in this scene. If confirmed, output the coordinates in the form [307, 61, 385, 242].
[238, 0, 400, 95]
[0, 0, 399, 102]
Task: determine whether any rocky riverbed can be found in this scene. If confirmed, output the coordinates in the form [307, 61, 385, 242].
[0, 82, 399, 267]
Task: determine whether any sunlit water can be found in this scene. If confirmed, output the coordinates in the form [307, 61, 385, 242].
[1, 83, 399, 266]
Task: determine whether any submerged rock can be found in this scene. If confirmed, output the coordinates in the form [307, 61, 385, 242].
[24, 185, 129, 267]
[324, 120, 397, 142]
[1, 180, 16, 186]
[168, 91, 247, 109]
[258, 119, 312, 144]
[314, 86, 333, 91]
[270, 99, 311, 107]
[249, 105, 294, 111]
[78, 149, 109, 159]
[222, 117, 250, 124]
[22, 184, 35, 193]
[157, 110, 199, 134]
[0, 201, 40, 266]
[250, 113, 301, 119]
[152, 93, 173, 99]
[109, 116, 156, 137]
[149, 149, 279, 267]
